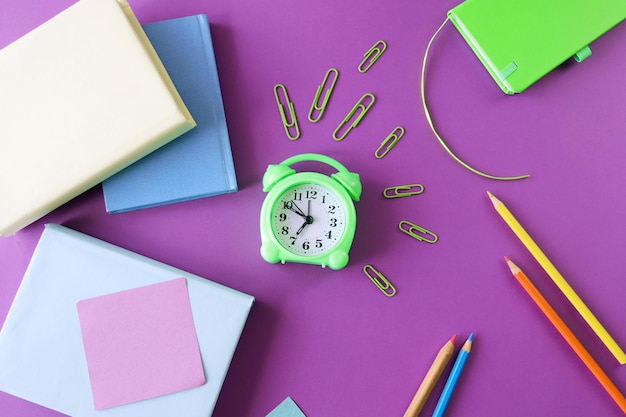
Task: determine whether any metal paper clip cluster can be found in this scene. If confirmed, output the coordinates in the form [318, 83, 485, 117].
[273, 84, 300, 140]
[358, 40, 387, 73]
[308, 68, 339, 123]
[363, 264, 396, 297]
[274, 40, 390, 141]
[333, 93, 375, 141]
[399, 220, 438, 243]
[383, 183, 424, 199]
[375, 126, 405, 158]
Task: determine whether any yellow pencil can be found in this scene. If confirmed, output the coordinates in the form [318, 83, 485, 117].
[488, 191, 626, 365]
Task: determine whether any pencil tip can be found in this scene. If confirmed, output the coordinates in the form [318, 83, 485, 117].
[450, 334, 457, 344]
[503, 256, 510, 263]
[487, 191, 501, 207]
[506, 258, 521, 274]
[461, 333, 474, 352]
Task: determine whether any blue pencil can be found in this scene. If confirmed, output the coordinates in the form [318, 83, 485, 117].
[432, 333, 474, 417]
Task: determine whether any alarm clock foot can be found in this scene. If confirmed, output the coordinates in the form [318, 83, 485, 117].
[260, 242, 281, 264]
[328, 251, 349, 270]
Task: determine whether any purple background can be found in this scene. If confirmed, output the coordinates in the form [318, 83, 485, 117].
[2, 1, 626, 416]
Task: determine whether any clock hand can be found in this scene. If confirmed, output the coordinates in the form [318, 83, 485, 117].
[305, 199, 314, 225]
[296, 206, 313, 237]
[296, 220, 308, 236]
[287, 201, 307, 218]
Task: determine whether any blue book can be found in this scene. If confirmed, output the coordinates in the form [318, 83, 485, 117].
[102, 15, 237, 213]
[0, 224, 254, 417]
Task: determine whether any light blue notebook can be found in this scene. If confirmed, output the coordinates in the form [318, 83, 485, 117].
[103, 15, 237, 213]
[0, 224, 254, 417]
[266, 397, 306, 417]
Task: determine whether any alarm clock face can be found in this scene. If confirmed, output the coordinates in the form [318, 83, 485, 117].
[271, 183, 347, 256]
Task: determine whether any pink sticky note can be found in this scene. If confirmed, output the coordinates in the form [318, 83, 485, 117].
[76, 278, 206, 410]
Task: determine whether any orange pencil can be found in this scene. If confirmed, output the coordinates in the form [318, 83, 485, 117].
[505, 257, 626, 414]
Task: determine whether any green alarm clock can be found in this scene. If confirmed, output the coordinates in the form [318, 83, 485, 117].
[260, 153, 362, 270]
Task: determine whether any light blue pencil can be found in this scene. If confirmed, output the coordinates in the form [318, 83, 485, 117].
[432, 333, 474, 417]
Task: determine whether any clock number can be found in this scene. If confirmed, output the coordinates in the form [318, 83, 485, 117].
[322, 195, 326, 203]
[315, 239, 323, 248]
[325, 231, 332, 239]
[290, 236, 297, 245]
[279, 213, 287, 222]
[283, 201, 292, 210]
[281, 226, 289, 235]
[306, 190, 317, 199]
[328, 205, 336, 214]
[302, 241, 310, 250]
[293, 192, 303, 201]
[329, 218, 337, 227]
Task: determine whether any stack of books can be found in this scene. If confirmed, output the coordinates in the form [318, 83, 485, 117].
[0, 0, 248, 415]
[0, 0, 238, 236]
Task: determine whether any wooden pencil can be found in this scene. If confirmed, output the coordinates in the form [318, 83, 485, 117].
[403, 335, 456, 417]
[488, 191, 626, 365]
[431, 334, 474, 417]
[505, 257, 626, 414]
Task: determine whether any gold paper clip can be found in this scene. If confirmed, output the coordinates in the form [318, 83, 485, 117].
[363, 264, 396, 297]
[332, 93, 375, 141]
[399, 220, 438, 243]
[274, 84, 300, 140]
[383, 183, 424, 199]
[358, 40, 387, 73]
[308, 68, 339, 123]
[375, 126, 405, 158]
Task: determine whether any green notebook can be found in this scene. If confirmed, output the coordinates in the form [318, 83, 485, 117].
[448, 0, 626, 94]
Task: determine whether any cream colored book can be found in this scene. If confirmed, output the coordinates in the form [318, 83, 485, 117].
[0, 0, 196, 236]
